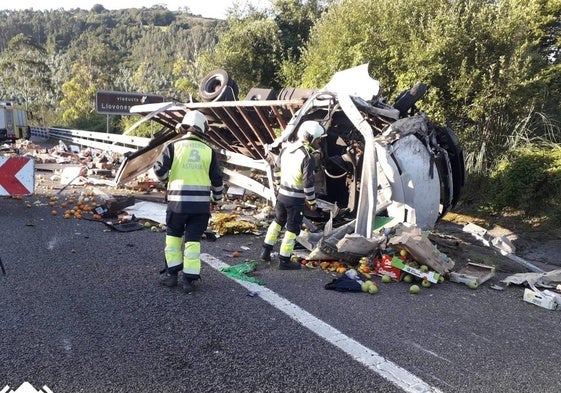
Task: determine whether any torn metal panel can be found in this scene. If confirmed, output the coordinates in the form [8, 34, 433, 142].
[385, 133, 441, 229]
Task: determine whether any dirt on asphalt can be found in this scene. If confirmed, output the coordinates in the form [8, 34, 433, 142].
[431, 211, 561, 278]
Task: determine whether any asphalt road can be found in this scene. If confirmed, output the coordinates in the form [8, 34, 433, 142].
[1, 188, 561, 393]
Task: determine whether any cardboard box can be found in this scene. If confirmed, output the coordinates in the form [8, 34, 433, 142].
[391, 257, 440, 284]
[450, 262, 495, 286]
[523, 288, 558, 311]
[374, 256, 402, 281]
[388, 224, 455, 273]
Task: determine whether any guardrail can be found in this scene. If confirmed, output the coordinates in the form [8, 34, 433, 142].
[30, 126, 150, 154]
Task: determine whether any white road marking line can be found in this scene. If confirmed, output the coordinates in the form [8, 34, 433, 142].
[202, 254, 443, 393]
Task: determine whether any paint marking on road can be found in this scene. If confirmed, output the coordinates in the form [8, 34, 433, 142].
[202, 254, 443, 393]
[406, 341, 453, 364]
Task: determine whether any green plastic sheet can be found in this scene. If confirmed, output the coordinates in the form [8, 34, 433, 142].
[220, 261, 264, 285]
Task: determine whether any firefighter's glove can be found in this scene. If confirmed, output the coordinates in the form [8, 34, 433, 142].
[306, 200, 317, 212]
[211, 198, 223, 212]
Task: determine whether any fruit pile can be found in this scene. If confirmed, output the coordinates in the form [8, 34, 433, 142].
[299, 248, 450, 295]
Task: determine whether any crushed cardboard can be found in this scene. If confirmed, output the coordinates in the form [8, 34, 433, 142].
[388, 223, 455, 274]
[523, 287, 559, 311]
[450, 262, 495, 286]
[501, 269, 561, 288]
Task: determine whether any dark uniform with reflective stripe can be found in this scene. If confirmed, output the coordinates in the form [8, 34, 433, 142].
[263, 141, 316, 263]
[154, 133, 223, 280]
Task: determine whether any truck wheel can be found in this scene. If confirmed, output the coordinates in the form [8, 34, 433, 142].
[393, 82, 427, 117]
[198, 69, 239, 102]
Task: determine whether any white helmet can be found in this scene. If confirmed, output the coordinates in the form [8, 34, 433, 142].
[297, 120, 324, 143]
[177, 110, 208, 134]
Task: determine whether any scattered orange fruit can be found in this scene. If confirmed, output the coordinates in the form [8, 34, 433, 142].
[232, 251, 241, 257]
[51, 210, 58, 216]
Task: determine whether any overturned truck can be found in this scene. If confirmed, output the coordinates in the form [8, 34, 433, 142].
[115, 64, 465, 239]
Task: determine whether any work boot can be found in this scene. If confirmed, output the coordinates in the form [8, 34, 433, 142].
[159, 271, 178, 287]
[278, 256, 301, 270]
[260, 244, 273, 262]
[182, 275, 199, 293]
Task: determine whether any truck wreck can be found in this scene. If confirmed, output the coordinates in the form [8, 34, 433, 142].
[115, 64, 465, 256]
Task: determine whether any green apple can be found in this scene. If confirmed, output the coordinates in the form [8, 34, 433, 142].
[409, 284, 421, 294]
[403, 274, 412, 283]
[361, 281, 372, 293]
[421, 279, 431, 288]
[368, 284, 379, 294]
[467, 280, 479, 289]
[381, 275, 392, 283]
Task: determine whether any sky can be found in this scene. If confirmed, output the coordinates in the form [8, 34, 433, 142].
[2, 0, 267, 20]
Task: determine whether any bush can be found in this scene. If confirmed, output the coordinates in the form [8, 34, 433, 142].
[488, 146, 561, 217]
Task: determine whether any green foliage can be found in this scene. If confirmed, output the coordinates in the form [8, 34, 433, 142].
[201, 15, 284, 95]
[0, 33, 53, 123]
[200, 0, 327, 95]
[488, 146, 561, 216]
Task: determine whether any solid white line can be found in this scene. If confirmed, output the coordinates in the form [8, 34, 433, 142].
[202, 254, 443, 393]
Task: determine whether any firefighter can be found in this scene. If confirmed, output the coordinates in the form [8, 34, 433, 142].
[260, 120, 325, 270]
[154, 110, 223, 293]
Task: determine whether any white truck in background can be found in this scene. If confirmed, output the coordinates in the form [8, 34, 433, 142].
[0, 100, 30, 142]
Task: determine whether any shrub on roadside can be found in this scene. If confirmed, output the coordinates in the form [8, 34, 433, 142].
[488, 146, 561, 218]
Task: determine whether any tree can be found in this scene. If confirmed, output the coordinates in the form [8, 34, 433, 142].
[200, 13, 284, 95]
[200, 0, 328, 95]
[0, 33, 52, 123]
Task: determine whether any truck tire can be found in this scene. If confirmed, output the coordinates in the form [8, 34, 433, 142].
[198, 69, 239, 102]
[393, 82, 427, 118]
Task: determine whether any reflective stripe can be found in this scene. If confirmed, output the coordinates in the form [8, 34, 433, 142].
[167, 194, 212, 202]
[280, 231, 297, 258]
[278, 188, 305, 199]
[183, 241, 201, 275]
[264, 221, 282, 246]
[165, 235, 183, 268]
[169, 184, 212, 191]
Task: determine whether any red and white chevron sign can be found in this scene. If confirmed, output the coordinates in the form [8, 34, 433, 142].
[0, 156, 35, 196]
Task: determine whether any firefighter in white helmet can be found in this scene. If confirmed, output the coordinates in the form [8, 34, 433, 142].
[261, 120, 325, 269]
[154, 110, 223, 293]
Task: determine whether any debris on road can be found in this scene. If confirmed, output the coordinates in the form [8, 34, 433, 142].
[449, 262, 495, 287]
[210, 212, 259, 236]
[522, 286, 560, 311]
[220, 261, 263, 285]
[501, 269, 561, 289]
